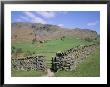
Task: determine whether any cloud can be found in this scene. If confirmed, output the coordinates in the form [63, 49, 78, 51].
[23, 11, 46, 24]
[58, 24, 64, 28]
[16, 19, 22, 22]
[87, 21, 99, 26]
[20, 16, 29, 21]
[14, 11, 68, 23]
[31, 17, 47, 23]
[36, 11, 56, 18]
[15, 11, 68, 23]
[36, 11, 68, 19]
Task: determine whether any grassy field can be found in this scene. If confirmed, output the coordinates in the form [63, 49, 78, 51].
[11, 47, 100, 77]
[55, 48, 100, 77]
[12, 36, 93, 60]
[11, 36, 99, 77]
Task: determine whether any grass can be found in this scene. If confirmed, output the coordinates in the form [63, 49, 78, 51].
[11, 36, 99, 77]
[12, 36, 93, 60]
[55, 48, 100, 77]
[11, 47, 100, 77]
[11, 70, 46, 77]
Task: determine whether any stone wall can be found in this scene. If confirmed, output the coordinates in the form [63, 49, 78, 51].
[11, 55, 47, 71]
[51, 44, 97, 72]
[11, 44, 98, 72]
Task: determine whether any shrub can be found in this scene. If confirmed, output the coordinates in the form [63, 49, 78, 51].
[61, 36, 66, 41]
[11, 46, 16, 54]
[39, 41, 44, 43]
[12, 46, 15, 49]
[33, 52, 35, 54]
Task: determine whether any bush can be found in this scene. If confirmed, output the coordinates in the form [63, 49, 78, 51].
[12, 46, 15, 49]
[11, 46, 16, 54]
[33, 52, 35, 54]
[39, 41, 44, 43]
[61, 36, 66, 41]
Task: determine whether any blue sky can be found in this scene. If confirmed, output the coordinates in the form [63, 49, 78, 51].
[11, 11, 100, 34]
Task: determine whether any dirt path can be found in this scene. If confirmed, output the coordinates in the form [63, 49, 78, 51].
[42, 69, 55, 77]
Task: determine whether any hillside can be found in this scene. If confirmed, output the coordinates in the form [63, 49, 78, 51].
[11, 22, 98, 43]
[11, 22, 100, 77]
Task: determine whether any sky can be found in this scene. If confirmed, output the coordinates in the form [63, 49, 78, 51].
[11, 11, 100, 34]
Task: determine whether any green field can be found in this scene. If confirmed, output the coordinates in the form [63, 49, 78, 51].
[11, 36, 100, 77]
[11, 48, 100, 77]
[12, 36, 94, 60]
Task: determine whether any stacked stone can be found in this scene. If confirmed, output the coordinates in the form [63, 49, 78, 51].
[11, 55, 47, 71]
[36, 55, 47, 71]
[52, 44, 97, 72]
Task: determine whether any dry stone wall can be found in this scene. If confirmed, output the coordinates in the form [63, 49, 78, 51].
[51, 44, 97, 72]
[11, 44, 97, 72]
[11, 55, 47, 71]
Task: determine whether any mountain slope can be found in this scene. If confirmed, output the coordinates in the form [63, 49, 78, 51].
[11, 22, 98, 43]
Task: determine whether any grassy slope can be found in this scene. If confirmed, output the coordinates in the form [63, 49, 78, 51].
[12, 36, 93, 60]
[55, 47, 100, 77]
[12, 36, 93, 68]
[11, 36, 99, 77]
